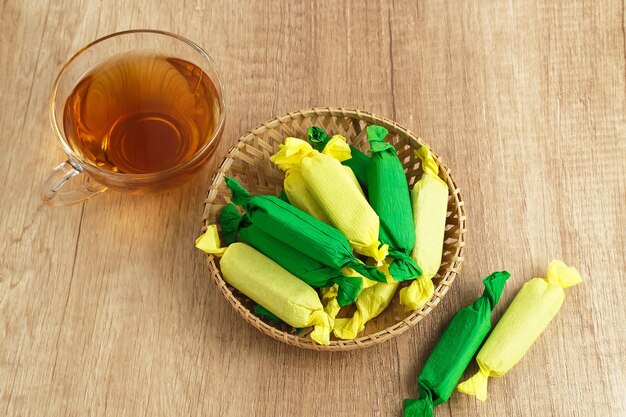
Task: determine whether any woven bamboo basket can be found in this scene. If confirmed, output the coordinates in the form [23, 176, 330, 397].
[200, 107, 466, 351]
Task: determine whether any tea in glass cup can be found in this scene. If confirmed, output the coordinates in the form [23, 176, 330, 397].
[44, 30, 226, 206]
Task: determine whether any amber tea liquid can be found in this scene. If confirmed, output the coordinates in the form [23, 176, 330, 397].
[63, 52, 221, 174]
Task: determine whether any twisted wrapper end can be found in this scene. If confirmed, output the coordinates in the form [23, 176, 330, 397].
[196, 225, 227, 256]
[218, 204, 244, 245]
[415, 145, 439, 177]
[308, 310, 331, 345]
[546, 260, 582, 289]
[323, 135, 352, 162]
[225, 176, 252, 206]
[399, 278, 435, 312]
[457, 368, 490, 402]
[308, 126, 329, 151]
[366, 125, 394, 154]
[403, 397, 434, 417]
[270, 137, 318, 171]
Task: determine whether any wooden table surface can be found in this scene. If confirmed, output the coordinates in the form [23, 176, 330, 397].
[1, 1, 624, 416]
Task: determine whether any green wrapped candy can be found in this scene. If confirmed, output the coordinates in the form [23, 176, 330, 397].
[225, 177, 386, 283]
[404, 271, 511, 417]
[366, 125, 422, 281]
[308, 126, 370, 190]
[219, 203, 363, 306]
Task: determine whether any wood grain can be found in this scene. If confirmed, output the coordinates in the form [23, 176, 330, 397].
[1, 0, 624, 416]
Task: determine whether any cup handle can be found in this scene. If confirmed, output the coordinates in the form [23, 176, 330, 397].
[43, 160, 108, 207]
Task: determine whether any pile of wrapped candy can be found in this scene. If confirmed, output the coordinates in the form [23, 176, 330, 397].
[196, 125, 449, 345]
[196, 124, 583, 413]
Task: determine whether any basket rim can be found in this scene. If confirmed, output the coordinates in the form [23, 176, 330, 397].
[200, 107, 466, 351]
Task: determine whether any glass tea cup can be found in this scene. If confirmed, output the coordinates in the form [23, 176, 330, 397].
[44, 30, 226, 207]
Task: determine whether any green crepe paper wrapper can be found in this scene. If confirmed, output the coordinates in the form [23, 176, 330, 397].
[225, 177, 387, 283]
[366, 125, 422, 281]
[219, 203, 363, 306]
[278, 190, 290, 203]
[308, 126, 370, 191]
[404, 271, 511, 417]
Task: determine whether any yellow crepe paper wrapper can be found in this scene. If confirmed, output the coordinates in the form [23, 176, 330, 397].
[329, 135, 366, 196]
[400, 146, 448, 311]
[280, 136, 363, 224]
[283, 164, 332, 224]
[321, 285, 341, 326]
[333, 259, 399, 340]
[457, 260, 582, 400]
[342, 165, 366, 197]
[195, 224, 226, 255]
[271, 137, 387, 262]
[198, 237, 331, 345]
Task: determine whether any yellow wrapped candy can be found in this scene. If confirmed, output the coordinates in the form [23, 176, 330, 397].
[200, 238, 332, 345]
[329, 135, 366, 196]
[342, 165, 365, 197]
[333, 259, 399, 340]
[400, 145, 448, 311]
[271, 137, 387, 262]
[279, 136, 363, 223]
[282, 163, 332, 224]
[457, 260, 582, 400]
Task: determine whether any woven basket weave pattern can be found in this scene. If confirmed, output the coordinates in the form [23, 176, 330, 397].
[201, 108, 466, 351]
